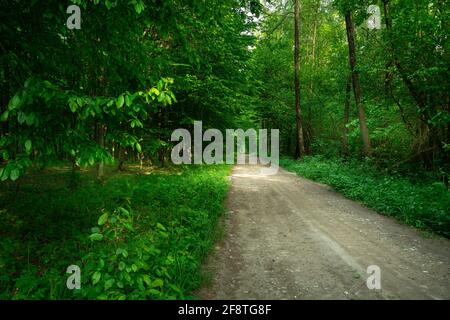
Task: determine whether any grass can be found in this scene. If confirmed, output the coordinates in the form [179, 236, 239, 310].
[280, 156, 450, 238]
[0, 164, 232, 299]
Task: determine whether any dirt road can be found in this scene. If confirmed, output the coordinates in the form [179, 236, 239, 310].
[197, 163, 450, 300]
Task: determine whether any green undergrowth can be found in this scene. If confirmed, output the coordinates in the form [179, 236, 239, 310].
[0, 164, 231, 299]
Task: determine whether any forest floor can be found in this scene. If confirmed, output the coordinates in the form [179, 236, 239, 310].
[196, 163, 450, 300]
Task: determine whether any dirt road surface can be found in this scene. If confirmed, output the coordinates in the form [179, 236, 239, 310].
[197, 163, 450, 300]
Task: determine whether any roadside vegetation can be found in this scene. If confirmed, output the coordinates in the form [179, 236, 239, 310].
[0, 164, 231, 299]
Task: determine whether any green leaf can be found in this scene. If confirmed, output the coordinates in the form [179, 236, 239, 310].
[157, 92, 166, 103]
[1, 166, 10, 181]
[157, 80, 163, 92]
[90, 227, 100, 233]
[151, 279, 164, 288]
[8, 95, 21, 110]
[69, 100, 78, 113]
[156, 223, 166, 231]
[148, 289, 161, 296]
[25, 113, 35, 126]
[123, 222, 133, 231]
[135, 142, 142, 153]
[10, 168, 19, 181]
[0, 110, 8, 122]
[98, 212, 109, 226]
[89, 233, 103, 241]
[119, 261, 126, 271]
[116, 247, 128, 258]
[1, 151, 9, 161]
[125, 95, 132, 107]
[92, 271, 101, 285]
[25, 140, 32, 153]
[143, 275, 152, 286]
[133, 0, 145, 14]
[116, 95, 125, 109]
[17, 112, 26, 124]
[104, 279, 115, 290]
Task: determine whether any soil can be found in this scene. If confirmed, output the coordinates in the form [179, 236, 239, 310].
[196, 163, 450, 300]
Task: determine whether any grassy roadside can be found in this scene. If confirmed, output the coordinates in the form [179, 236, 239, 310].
[280, 157, 450, 238]
[0, 164, 232, 299]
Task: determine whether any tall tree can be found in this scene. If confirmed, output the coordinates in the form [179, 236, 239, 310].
[294, 0, 306, 159]
[343, 74, 351, 157]
[344, 10, 372, 157]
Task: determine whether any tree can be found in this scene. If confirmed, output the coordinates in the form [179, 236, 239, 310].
[343, 74, 351, 157]
[344, 9, 372, 157]
[294, 0, 306, 159]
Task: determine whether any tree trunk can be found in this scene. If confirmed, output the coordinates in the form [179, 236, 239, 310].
[344, 11, 372, 157]
[117, 146, 126, 171]
[343, 75, 351, 157]
[306, 1, 319, 155]
[96, 123, 105, 180]
[294, 0, 306, 159]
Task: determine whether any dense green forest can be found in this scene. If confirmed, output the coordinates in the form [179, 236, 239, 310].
[0, 0, 448, 300]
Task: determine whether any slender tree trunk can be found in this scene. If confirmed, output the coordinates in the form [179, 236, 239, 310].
[445, 98, 450, 187]
[343, 75, 351, 157]
[382, 0, 393, 98]
[96, 123, 105, 180]
[294, 0, 306, 159]
[118, 146, 126, 171]
[306, 2, 319, 155]
[344, 11, 372, 157]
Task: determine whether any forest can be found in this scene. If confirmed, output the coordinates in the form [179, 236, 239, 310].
[0, 0, 449, 300]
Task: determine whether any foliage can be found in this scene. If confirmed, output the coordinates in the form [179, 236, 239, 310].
[0, 0, 448, 301]
[0, 0, 259, 179]
[252, 0, 449, 178]
[0, 165, 231, 299]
